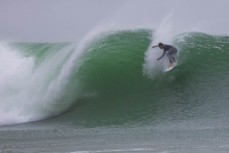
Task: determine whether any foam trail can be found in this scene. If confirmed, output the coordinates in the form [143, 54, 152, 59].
[71, 147, 156, 153]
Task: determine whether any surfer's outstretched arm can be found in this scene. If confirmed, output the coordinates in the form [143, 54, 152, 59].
[157, 51, 166, 61]
[152, 45, 158, 48]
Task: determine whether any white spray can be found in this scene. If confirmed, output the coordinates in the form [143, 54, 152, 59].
[0, 42, 80, 126]
[143, 14, 178, 77]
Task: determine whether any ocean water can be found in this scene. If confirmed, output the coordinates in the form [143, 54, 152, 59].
[1, 1, 229, 153]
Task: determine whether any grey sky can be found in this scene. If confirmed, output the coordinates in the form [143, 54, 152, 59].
[0, 0, 127, 41]
[0, 0, 229, 42]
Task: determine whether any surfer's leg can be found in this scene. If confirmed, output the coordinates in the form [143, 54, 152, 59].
[169, 57, 173, 63]
[169, 48, 177, 63]
[170, 51, 176, 63]
[171, 56, 176, 62]
[167, 52, 174, 64]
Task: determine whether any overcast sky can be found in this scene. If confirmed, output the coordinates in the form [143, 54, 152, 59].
[0, 0, 127, 42]
[0, 0, 229, 42]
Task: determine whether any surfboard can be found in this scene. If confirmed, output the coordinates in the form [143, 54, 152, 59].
[164, 62, 176, 72]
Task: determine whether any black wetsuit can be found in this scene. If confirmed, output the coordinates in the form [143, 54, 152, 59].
[158, 44, 177, 63]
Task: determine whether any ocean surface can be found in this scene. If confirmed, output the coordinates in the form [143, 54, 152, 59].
[1, 1, 229, 152]
[0, 29, 229, 153]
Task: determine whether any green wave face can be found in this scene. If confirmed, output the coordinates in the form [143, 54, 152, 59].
[62, 31, 229, 127]
[1, 30, 229, 127]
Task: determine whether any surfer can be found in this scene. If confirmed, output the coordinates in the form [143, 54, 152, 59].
[152, 42, 177, 65]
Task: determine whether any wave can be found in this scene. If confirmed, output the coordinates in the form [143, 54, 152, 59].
[0, 29, 229, 126]
[0, 42, 83, 126]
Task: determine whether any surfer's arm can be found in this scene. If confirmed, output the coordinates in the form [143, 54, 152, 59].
[157, 51, 166, 60]
[152, 45, 158, 48]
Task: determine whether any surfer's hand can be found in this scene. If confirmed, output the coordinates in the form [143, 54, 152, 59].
[157, 58, 160, 61]
[152, 46, 155, 48]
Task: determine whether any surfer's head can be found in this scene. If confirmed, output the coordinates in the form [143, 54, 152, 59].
[158, 42, 163, 49]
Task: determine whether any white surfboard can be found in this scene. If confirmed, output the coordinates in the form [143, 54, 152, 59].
[164, 62, 176, 72]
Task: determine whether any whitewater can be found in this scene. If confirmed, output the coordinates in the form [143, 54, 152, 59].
[1, 0, 229, 153]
